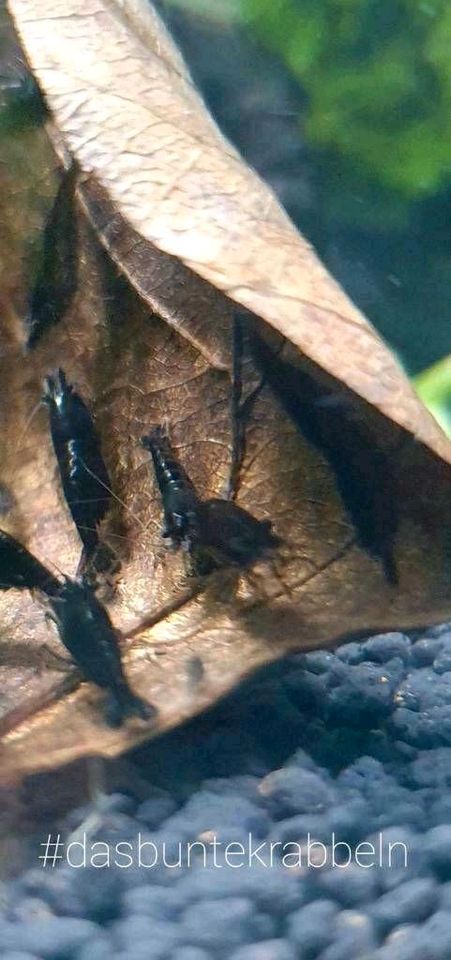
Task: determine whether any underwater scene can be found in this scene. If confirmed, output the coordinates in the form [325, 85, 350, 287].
[0, 2, 450, 959]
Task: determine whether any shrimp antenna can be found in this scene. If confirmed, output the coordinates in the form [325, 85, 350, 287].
[14, 397, 44, 454]
[77, 455, 152, 535]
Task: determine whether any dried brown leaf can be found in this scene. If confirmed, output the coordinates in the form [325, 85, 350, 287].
[6, 0, 450, 458]
[0, 3, 450, 782]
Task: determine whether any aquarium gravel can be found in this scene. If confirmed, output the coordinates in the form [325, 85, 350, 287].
[3, 623, 451, 958]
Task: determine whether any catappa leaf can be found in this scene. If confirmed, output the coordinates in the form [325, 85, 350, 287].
[6, 0, 450, 458]
[0, 1, 450, 781]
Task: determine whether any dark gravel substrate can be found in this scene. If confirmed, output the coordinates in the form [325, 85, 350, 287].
[3, 623, 451, 959]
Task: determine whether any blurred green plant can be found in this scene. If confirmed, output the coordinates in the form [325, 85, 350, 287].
[240, 0, 451, 199]
[414, 354, 451, 434]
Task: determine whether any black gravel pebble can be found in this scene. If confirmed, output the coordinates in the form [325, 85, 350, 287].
[3, 623, 451, 960]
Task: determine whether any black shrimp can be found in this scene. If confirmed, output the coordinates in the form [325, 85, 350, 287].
[0, 527, 154, 727]
[43, 368, 112, 570]
[141, 426, 280, 574]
